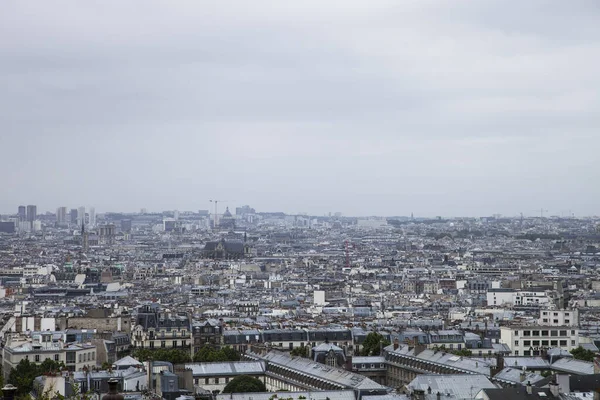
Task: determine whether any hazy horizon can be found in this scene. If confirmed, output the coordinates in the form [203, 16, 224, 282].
[1, 1, 599, 217]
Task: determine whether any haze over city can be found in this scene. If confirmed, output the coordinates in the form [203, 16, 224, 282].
[1, 1, 599, 217]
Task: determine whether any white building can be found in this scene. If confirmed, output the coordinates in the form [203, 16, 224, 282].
[538, 309, 578, 327]
[487, 288, 552, 307]
[500, 326, 579, 356]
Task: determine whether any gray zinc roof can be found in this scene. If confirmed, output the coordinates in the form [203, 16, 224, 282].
[185, 361, 265, 376]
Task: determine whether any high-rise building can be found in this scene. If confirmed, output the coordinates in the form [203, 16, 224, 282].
[70, 209, 78, 225]
[77, 206, 85, 226]
[89, 207, 96, 227]
[56, 207, 67, 225]
[26, 205, 37, 223]
[18, 206, 26, 221]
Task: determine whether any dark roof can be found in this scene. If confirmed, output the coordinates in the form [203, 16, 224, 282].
[481, 388, 554, 400]
[570, 374, 600, 391]
[203, 240, 244, 253]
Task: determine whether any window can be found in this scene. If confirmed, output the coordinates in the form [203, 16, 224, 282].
[543, 319, 548, 323]
[541, 331, 548, 336]
[565, 320, 570, 324]
[55, 354, 59, 361]
[205, 378, 209, 385]
[215, 378, 219, 384]
[514, 351, 519, 356]
[554, 320, 559, 324]
[173, 340, 177, 348]
[161, 341, 166, 348]
[551, 331, 558, 337]
[524, 350, 531, 356]
[559, 331, 567, 336]
[554, 312, 558, 316]
[560, 340, 567, 346]
[551, 340, 558, 346]
[225, 378, 229, 384]
[571, 330, 576, 335]
[524, 341, 531, 346]
[35, 355, 40, 362]
[150, 342, 155, 349]
[542, 341, 549, 346]
[571, 340, 576, 346]
[533, 341, 540, 346]
[532, 331, 540, 336]
[515, 341, 519, 346]
[523, 331, 531, 337]
[543, 312, 548, 316]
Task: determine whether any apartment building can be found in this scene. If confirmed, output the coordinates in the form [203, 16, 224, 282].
[500, 326, 579, 356]
[2, 331, 97, 380]
[131, 304, 191, 350]
[538, 309, 578, 327]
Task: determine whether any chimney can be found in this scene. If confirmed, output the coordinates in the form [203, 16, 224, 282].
[412, 389, 425, 400]
[549, 381, 560, 397]
[2, 384, 18, 400]
[526, 381, 532, 395]
[102, 379, 124, 400]
[393, 338, 399, 351]
[520, 372, 527, 383]
[414, 343, 427, 356]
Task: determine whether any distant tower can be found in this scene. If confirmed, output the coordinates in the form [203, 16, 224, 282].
[77, 206, 85, 226]
[26, 205, 37, 230]
[70, 209, 78, 225]
[81, 221, 89, 252]
[89, 207, 96, 227]
[18, 206, 26, 221]
[56, 207, 67, 226]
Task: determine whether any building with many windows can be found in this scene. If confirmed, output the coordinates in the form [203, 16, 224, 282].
[131, 304, 191, 351]
[2, 331, 97, 380]
[500, 326, 579, 356]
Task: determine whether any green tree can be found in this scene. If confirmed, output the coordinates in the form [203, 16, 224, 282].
[570, 346, 596, 362]
[222, 375, 266, 393]
[192, 346, 240, 362]
[360, 332, 390, 356]
[8, 358, 65, 397]
[290, 346, 309, 358]
[131, 348, 191, 364]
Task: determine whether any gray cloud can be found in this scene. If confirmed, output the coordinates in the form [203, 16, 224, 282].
[1, 0, 599, 217]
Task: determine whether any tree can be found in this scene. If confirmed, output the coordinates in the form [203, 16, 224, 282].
[570, 346, 596, 362]
[8, 358, 66, 397]
[360, 332, 390, 356]
[290, 346, 309, 358]
[193, 346, 240, 362]
[131, 348, 191, 364]
[222, 375, 266, 393]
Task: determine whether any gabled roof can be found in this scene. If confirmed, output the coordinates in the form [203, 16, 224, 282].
[113, 356, 143, 367]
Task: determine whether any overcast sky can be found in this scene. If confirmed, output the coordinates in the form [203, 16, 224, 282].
[1, 1, 599, 217]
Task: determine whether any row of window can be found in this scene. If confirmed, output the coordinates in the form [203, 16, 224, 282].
[517, 330, 575, 337]
[148, 340, 187, 349]
[515, 340, 574, 347]
[542, 312, 570, 317]
[195, 377, 231, 385]
[541, 319, 571, 324]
